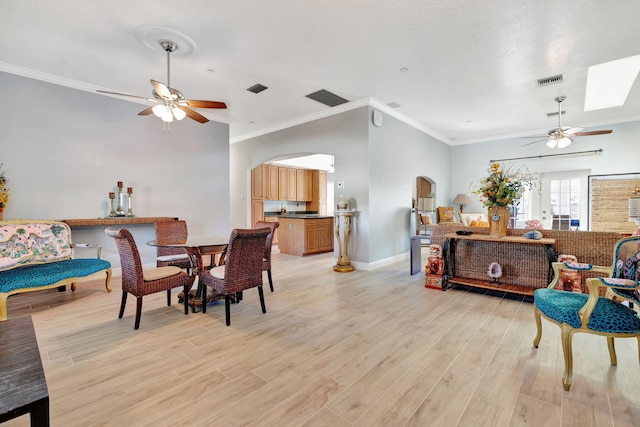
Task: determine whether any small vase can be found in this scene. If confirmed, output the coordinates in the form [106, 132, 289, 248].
[488, 206, 510, 237]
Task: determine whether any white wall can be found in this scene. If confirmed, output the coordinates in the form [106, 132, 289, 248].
[0, 72, 231, 267]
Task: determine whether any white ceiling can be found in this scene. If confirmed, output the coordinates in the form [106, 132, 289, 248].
[1, 0, 639, 145]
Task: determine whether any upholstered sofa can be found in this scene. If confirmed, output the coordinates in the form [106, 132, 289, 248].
[0, 220, 112, 320]
[430, 224, 622, 294]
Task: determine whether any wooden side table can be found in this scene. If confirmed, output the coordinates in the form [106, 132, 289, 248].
[0, 316, 49, 426]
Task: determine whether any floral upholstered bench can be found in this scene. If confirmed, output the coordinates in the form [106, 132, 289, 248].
[0, 220, 112, 320]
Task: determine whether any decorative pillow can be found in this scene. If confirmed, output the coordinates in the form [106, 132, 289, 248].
[470, 220, 489, 227]
[459, 213, 487, 226]
[437, 207, 457, 223]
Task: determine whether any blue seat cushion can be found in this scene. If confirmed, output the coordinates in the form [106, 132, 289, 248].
[0, 259, 111, 293]
[534, 288, 640, 334]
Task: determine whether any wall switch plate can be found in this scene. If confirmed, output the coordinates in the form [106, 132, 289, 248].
[337, 181, 344, 188]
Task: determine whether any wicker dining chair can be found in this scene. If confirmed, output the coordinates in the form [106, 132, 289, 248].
[105, 227, 194, 329]
[254, 220, 280, 292]
[533, 235, 640, 390]
[200, 228, 270, 326]
[155, 220, 191, 273]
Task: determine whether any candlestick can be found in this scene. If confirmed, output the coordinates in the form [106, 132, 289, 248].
[126, 187, 135, 217]
[115, 182, 125, 217]
[108, 192, 116, 217]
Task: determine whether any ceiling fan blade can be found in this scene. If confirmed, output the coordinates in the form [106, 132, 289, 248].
[97, 89, 153, 101]
[574, 130, 613, 136]
[151, 79, 173, 100]
[185, 100, 227, 109]
[137, 107, 154, 116]
[522, 138, 548, 147]
[564, 127, 584, 135]
[179, 106, 209, 123]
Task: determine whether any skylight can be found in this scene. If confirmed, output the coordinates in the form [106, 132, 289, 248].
[584, 55, 640, 111]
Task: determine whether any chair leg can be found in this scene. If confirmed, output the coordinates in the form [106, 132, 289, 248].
[258, 285, 266, 314]
[267, 270, 274, 292]
[533, 306, 543, 348]
[607, 337, 617, 366]
[183, 283, 190, 315]
[118, 291, 128, 319]
[167, 289, 171, 306]
[560, 325, 574, 391]
[134, 296, 143, 330]
[225, 295, 231, 326]
[202, 284, 207, 314]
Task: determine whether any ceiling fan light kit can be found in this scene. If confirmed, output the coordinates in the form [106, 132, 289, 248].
[96, 28, 227, 130]
[523, 96, 612, 149]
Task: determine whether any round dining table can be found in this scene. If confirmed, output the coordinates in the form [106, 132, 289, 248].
[147, 235, 228, 313]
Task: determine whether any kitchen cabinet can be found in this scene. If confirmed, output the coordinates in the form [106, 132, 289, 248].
[252, 200, 264, 226]
[278, 167, 288, 200]
[251, 164, 267, 199]
[309, 170, 327, 215]
[296, 169, 311, 201]
[278, 216, 334, 256]
[287, 168, 297, 200]
[267, 164, 279, 199]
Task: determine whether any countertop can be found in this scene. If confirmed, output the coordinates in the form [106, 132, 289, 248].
[265, 212, 333, 219]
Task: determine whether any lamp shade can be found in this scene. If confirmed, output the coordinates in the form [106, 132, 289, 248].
[452, 194, 471, 205]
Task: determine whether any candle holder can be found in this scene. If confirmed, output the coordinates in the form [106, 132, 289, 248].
[108, 192, 116, 217]
[126, 187, 135, 217]
[115, 181, 125, 217]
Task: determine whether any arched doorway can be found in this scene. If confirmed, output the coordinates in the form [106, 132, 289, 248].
[415, 176, 436, 235]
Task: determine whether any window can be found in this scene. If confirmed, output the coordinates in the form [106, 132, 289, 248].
[550, 178, 580, 230]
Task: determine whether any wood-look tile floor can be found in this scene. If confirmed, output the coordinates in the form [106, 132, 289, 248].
[3, 248, 640, 426]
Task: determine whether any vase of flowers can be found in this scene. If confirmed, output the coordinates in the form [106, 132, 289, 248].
[0, 164, 8, 221]
[473, 162, 533, 237]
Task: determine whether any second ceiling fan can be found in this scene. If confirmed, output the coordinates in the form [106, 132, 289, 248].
[523, 96, 612, 148]
[98, 40, 227, 125]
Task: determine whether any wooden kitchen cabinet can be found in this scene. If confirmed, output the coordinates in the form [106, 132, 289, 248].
[252, 200, 264, 226]
[278, 216, 334, 256]
[296, 169, 311, 201]
[267, 164, 279, 199]
[251, 164, 268, 199]
[287, 168, 297, 200]
[309, 170, 327, 215]
[278, 167, 288, 200]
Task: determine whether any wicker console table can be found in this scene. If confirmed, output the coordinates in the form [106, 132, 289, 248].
[442, 233, 556, 296]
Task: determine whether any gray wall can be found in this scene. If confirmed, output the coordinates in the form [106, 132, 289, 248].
[230, 105, 451, 267]
[450, 120, 640, 215]
[0, 72, 230, 268]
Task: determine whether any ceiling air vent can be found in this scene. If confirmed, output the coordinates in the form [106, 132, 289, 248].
[247, 83, 268, 94]
[537, 74, 564, 87]
[305, 89, 349, 107]
[387, 102, 402, 109]
[546, 110, 566, 117]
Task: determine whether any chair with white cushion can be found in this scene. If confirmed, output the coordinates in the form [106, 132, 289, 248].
[106, 227, 194, 329]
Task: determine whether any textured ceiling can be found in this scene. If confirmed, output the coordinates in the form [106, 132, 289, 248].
[1, 0, 639, 145]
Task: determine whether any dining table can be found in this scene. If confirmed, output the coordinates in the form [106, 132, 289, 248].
[147, 235, 229, 313]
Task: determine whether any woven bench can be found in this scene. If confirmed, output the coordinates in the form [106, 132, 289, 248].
[0, 220, 112, 320]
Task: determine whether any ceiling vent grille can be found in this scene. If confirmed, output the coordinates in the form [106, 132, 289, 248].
[537, 74, 564, 87]
[546, 110, 566, 117]
[305, 89, 349, 107]
[247, 83, 268, 94]
[387, 102, 402, 109]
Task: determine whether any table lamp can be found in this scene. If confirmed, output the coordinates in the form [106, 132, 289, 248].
[453, 193, 471, 214]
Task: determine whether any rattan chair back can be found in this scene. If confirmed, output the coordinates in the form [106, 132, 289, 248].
[155, 220, 191, 270]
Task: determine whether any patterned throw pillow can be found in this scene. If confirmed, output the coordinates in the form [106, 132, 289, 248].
[437, 207, 456, 223]
[470, 219, 489, 227]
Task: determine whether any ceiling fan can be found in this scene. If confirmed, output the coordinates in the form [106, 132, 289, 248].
[97, 40, 227, 125]
[523, 96, 612, 148]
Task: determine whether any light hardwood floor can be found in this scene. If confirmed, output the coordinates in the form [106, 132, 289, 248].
[3, 248, 640, 426]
